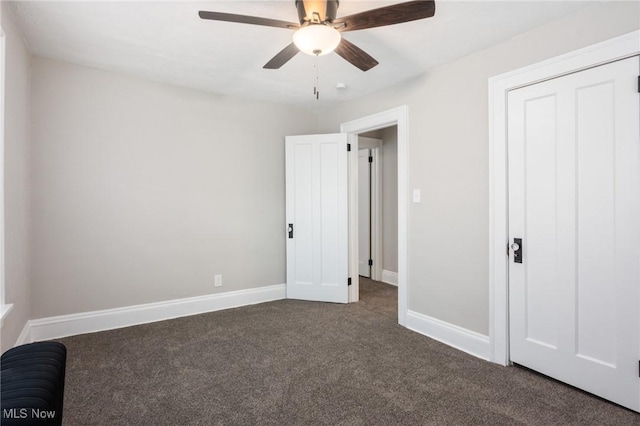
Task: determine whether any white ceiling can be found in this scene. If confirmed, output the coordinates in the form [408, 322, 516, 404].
[8, 1, 598, 109]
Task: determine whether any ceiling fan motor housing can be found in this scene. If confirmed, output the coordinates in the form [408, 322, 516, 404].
[295, 1, 339, 25]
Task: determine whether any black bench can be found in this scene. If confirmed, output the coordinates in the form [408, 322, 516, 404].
[1, 342, 67, 425]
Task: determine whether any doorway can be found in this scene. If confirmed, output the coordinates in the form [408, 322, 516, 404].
[284, 106, 408, 319]
[342, 106, 409, 326]
[357, 129, 398, 288]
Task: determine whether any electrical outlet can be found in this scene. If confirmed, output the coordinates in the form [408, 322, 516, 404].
[214, 275, 222, 287]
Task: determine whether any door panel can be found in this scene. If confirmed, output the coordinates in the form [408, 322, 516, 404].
[508, 57, 640, 411]
[286, 134, 349, 303]
[575, 80, 617, 366]
[524, 94, 559, 349]
[293, 143, 313, 285]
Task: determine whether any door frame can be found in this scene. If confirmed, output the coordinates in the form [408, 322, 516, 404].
[358, 137, 383, 281]
[342, 106, 409, 326]
[488, 30, 640, 366]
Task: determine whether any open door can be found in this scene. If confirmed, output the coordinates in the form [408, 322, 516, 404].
[358, 149, 371, 277]
[285, 134, 349, 303]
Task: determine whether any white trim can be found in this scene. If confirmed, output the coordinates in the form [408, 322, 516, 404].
[358, 137, 382, 150]
[347, 134, 360, 302]
[406, 310, 491, 361]
[0, 303, 13, 329]
[488, 30, 640, 366]
[341, 106, 409, 326]
[14, 320, 31, 347]
[381, 270, 398, 286]
[0, 302, 12, 321]
[371, 147, 383, 282]
[19, 284, 285, 343]
[0, 25, 7, 318]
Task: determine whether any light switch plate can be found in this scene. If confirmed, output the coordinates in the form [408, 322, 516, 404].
[412, 189, 421, 203]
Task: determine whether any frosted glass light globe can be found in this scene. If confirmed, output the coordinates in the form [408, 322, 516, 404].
[293, 24, 341, 56]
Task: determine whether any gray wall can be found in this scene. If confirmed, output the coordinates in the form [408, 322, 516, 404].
[2, 2, 32, 352]
[30, 57, 315, 318]
[316, 2, 640, 335]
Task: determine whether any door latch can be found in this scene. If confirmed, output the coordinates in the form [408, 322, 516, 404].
[288, 224, 294, 239]
[511, 238, 522, 263]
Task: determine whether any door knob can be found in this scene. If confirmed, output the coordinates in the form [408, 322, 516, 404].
[512, 238, 522, 263]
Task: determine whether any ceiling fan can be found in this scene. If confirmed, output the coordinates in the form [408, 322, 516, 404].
[199, 1, 436, 72]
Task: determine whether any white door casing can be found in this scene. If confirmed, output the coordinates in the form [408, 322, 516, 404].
[358, 149, 371, 277]
[507, 57, 640, 411]
[285, 134, 349, 303]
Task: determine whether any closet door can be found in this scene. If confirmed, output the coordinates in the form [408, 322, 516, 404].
[508, 57, 640, 411]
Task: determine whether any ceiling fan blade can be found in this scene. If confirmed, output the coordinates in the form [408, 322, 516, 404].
[335, 0, 435, 32]
[263, 43, 300, 69]
[334, 39, 379, 72]
[199, 11, 299, 30]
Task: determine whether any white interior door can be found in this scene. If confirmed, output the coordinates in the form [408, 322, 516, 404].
[358, 149, 371, 277]
[285, 134, 349, 303]
[508, 56, 640, 411]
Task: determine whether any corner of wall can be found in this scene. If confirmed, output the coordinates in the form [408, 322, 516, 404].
[1, 0, 33, 352]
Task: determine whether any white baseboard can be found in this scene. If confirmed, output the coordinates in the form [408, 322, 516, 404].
[14, 321, 32, 346]
[21, 284, 286, 343]
[406, 310, 491, 361]
[381, 269, 398, 286]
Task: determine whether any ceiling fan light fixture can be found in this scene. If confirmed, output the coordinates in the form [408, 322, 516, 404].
[293, 24, 341, 56]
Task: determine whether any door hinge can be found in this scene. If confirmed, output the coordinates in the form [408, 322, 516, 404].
[347, 143, 351, 152]
[368, 156, 373, 163]
[348, 277, 352, 286]
[368, 259, 373, 266]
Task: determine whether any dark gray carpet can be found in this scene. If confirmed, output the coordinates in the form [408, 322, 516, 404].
[57, 278, 639, 425]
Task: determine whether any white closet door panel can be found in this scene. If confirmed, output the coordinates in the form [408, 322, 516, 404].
[575, 81, 617, 365]
[524, 94, 559, 349]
